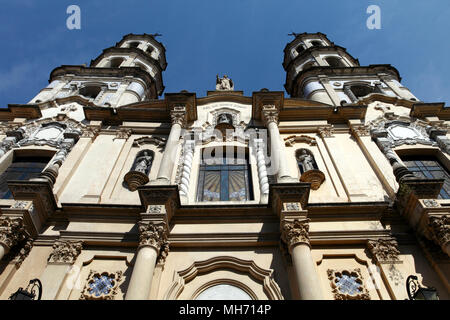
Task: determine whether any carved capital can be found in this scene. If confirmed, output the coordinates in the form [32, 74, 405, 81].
[281, 219, 310, 250]
[429, 215, 450, 248]
[318, 126, 334, 138]
[0, 217, 27, 251]
[261, 105, 279, 126]
[367, 238, 400, 264]
[351, 125, 371, 137]
[115, 128, 132, 140]
[48, 240, 83, 264]
[138, 221, 169, 255]
[81, 127, 100, 139]
[170, 106, 187, 127]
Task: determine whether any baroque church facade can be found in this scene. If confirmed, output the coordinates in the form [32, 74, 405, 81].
[0, 33, 448, 300]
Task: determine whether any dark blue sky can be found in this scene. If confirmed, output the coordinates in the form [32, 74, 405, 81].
[1, 0, 449, 107]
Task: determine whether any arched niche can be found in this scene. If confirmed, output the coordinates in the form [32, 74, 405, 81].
[163, 256, 284, 300]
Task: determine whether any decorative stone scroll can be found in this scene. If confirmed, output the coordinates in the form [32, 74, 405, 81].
[0, 217, 27, 251]
[48, 240, 83, 264]
[367, 238, 400, 264]
[327, 269, 370, 300]
[280, 219, 310, 250]
[284, 135, 317, 147]
[80, 270, 123, 300]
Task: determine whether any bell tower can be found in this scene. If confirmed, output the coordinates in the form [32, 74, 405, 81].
[29, 34, 167, 108]
[283, 32, 419, 106]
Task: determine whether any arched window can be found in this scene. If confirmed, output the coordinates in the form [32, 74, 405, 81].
[79, 85, 103, 100]
[302, 61, 316, 71]
[196, 284, 252, 300]
[197, 148, 253, 202]
[135, 62, 148, 72]
[296, 45, 305, 55]
[344, 83, 377, 102]
[109, 57, 124, 68]
[310, 40, 323, 47]
[402, 156, 450, 199]
[128, 41, 140, 49]
[324, 57, 345, 67]
[0, 156, 52, 199]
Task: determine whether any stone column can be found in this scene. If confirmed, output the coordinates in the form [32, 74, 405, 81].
[281, 219, 324, 300]
[255, 139, 269, 203]
[155, 106, 186, 184]
[125, 221, 169, 300]
[261, 105, 294, 183]
[179, 140, 195, 200]
[40, 240, 83, 300]
[0, 216, 27, 261]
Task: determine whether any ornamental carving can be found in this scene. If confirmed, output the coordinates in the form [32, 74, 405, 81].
[327, 269, 370, 300]
[80, 270, 123, 300]
[429, 215, 450, 248]
[280, 219, 310, 250]
[138, 221, 169, 254]
[115, 128, 132, 140]
[261, 105, 279, 126]
[0, 217, 27, 250]
[351, 125, 371, 137]
[423, 199, 439, 208]
[48, 240, 83, 264]
[367, 238, 400, 264]
[284, 135, 317, 147]
[4, 238, 33, 268]
[318, 126, 334, 138]
[81, 127, 100, 139]
[170, 106, 187, 127]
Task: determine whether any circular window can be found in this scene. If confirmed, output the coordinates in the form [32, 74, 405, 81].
[196, 284, 252, 300]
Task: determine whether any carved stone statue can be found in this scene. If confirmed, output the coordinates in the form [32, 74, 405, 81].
[297, 149, 316, 173]
[217, 113, 232, 125]
[134, 151, 153, 174]
[216, 74, 234, 91]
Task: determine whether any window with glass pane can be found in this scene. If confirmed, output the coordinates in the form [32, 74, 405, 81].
[0, 157, 50, 199]
[197, 156, 253, 202]
[402, 156, 450, 199]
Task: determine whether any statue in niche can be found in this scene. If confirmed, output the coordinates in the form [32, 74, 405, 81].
[124, 150, 154, 191]
[297, 149, 316, 173]
[216, 74, 234, 91]
[296, 149, 325, 190]
[134, 151, 153, 174]
[217, 113, 233, 126]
